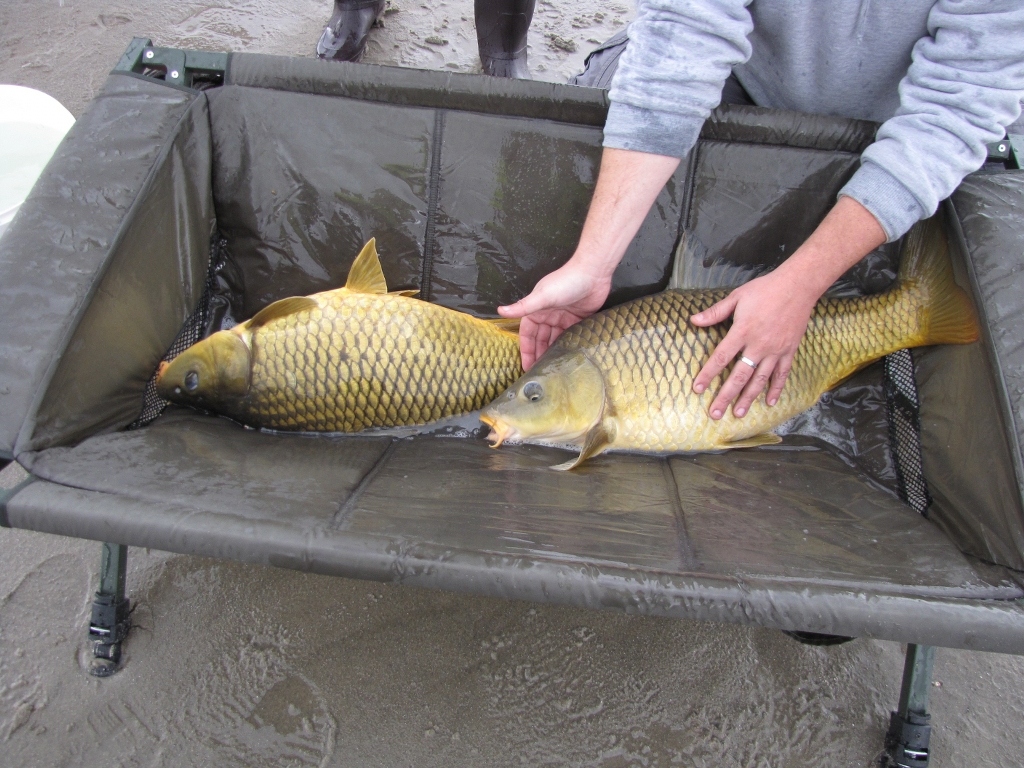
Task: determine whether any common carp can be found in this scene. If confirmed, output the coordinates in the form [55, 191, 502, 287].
[156, 239, 523, 431]
[480, 219, 979, 469]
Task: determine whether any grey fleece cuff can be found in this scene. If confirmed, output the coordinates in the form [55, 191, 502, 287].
[838, 161, 929, 243]
[602, 102, 704, 159]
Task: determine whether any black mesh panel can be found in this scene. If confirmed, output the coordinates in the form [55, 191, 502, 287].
[128, 238, 226, 429]
[883, 348, 931, 515]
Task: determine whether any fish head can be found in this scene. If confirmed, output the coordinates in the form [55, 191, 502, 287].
[480, 351, 605, 447]
[155, 330, 252, 408]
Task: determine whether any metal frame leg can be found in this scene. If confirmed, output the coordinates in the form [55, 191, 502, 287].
[88, 543, 131, 677]
[882, 644, 935, 768]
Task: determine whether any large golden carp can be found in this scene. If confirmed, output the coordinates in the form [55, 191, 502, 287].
[480, 219, 979, 469]
[156, 239, 522, 431]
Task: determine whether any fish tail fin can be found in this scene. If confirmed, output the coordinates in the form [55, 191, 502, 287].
[898, 217, 980, 346]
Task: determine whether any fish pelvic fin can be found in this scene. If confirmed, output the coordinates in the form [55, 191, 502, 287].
[246, 296, 318, 329]
[722, 432, 782, 450]
[899, 217, 980, 346]
[345, 238, 389, 295]
[482, 317, 521, 335]
[551, 419, 615, 471]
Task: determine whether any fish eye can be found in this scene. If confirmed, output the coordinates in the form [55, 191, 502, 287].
[522, 381, 544, 402]
[184, 371, 200, 392]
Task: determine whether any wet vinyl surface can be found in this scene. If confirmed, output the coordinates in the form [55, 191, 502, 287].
[2, 2, 1024, 767]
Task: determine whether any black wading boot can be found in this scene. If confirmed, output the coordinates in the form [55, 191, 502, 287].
[475, 0, 536, 79]
[317, 0, 386, 62]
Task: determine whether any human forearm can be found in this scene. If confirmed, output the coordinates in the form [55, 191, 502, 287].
[767, 196, 887, 299]
[569, 147, 681, 278]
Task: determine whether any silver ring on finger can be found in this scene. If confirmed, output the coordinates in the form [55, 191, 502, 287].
[739, 355, 758, 368]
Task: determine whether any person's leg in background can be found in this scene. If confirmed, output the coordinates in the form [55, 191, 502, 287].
[475, 0, 536, 79]
[316, 0, 386, 62]
[317, 0, 537, 78]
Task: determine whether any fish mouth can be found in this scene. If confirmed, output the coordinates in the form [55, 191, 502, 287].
[479, 413, 516, 448]
[154, 361, 173, 398]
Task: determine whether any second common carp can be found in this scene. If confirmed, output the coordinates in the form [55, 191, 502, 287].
[480, 219, 979, 469]
[156, 239, 523, 431]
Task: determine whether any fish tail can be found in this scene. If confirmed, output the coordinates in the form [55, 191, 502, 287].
[897, 217, 980, 346]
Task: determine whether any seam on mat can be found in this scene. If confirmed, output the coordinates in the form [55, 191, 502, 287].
[419, 109, 446, 303]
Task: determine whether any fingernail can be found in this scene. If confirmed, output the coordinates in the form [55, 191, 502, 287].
[767, 397, 777, 406]
[694, 383, 705, 393]
[734, 407, 745, 417]
[711, 409, 721, 420]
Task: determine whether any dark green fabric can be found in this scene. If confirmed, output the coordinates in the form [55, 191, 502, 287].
[225, 52, 879, 152]
[923, 174, 1024, 571]
[0, 75, 204, 455]
[205, 84, 685, 322]
[699, 104, 878, 153]
[208, 85, 433, 322]
[23, 91, 214, 453]
[226, 53, 611, 126]
[12, 409, 1024, 653]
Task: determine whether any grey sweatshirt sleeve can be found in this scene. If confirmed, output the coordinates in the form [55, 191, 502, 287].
[839, 0, 1024, 242]
[604, 0, 753, 158]
[606, 0, 1024, 244]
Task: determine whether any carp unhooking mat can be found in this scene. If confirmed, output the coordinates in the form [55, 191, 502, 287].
[1, 45, 1023, 652]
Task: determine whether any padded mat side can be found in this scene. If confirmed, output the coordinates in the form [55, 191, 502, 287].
[5, 470, 1024, 654]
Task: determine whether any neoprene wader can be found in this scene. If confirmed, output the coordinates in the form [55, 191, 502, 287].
[475, 0, 536, 79]
[316, 0, 386, 62]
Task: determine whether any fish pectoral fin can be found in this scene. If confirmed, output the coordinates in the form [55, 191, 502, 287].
[344, 238, 389, 295]
[550, 421, 614, 471]
[392, 289, 420, 297]
[246, 297, 319, 329]
[551, 457, 585, 471]
[482, 318, 521, 334]
[723, 432, 782, 449]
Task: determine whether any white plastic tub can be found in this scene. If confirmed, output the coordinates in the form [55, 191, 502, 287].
[0, 85, 75, 238]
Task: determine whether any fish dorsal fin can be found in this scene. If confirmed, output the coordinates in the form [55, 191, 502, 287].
[246, 296, 318, 329]
[344, 238, 388, 295]
[483, 318, 521, 334]
[723, 432, 782, 450]
[552, 419, 615, 471]
[670, 229, 759, 291]
[392, 289, 420, 297]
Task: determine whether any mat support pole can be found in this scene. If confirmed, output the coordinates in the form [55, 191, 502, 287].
[881, 644, 935, 768]
[88, 542, 131, 677]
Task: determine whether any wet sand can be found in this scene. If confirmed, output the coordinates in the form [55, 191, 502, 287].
[2, 2, 1023, 766]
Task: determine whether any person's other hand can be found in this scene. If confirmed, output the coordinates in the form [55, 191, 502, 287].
[497, 263, 612, 370]
[689, 268, 819, 419]
[497, 147, 681, 370]
[689, 195, 887, 418]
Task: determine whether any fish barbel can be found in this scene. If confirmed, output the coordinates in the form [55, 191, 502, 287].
[156, 239, 523, 431]
[480, 218, 979, 469]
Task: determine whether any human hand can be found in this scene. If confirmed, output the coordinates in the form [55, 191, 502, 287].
[689, 196, 887, 419]
[689, 269, 819, 419]
[497, 263, 612, 370]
